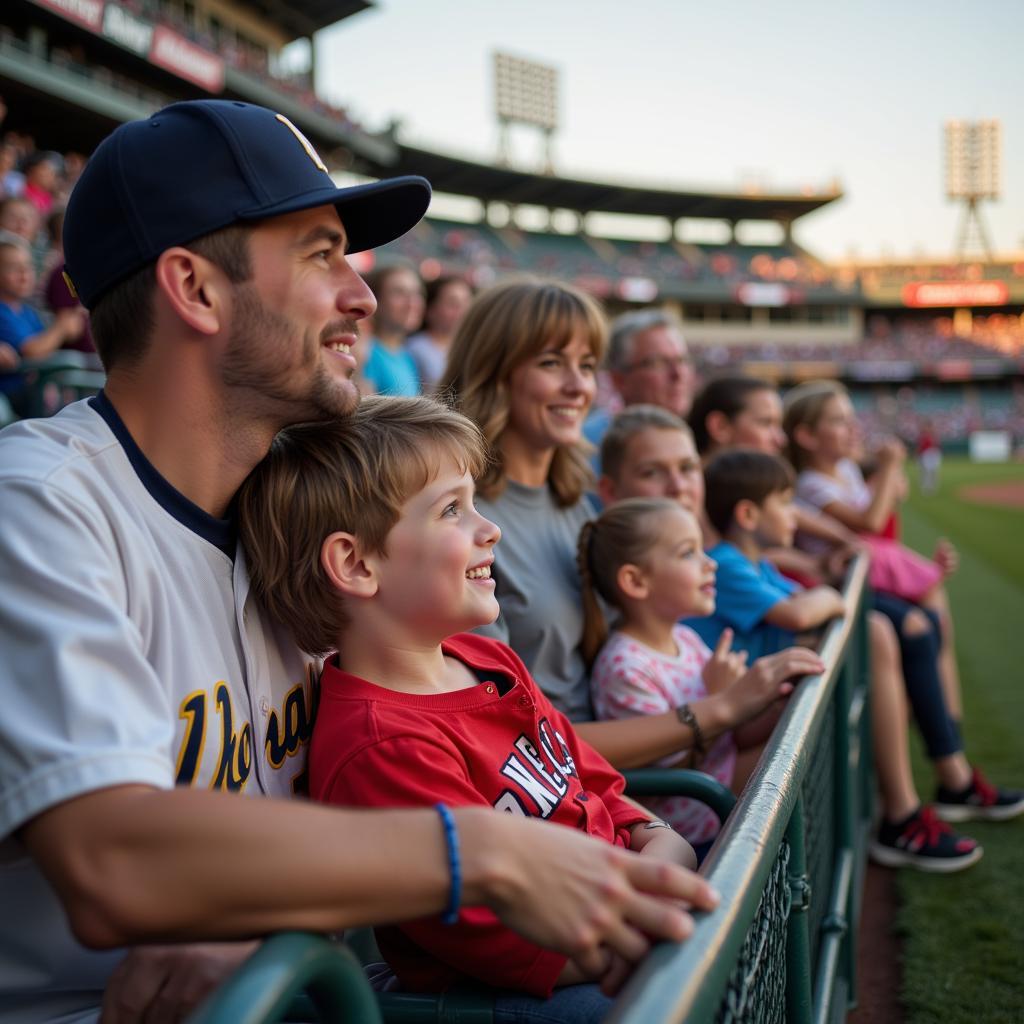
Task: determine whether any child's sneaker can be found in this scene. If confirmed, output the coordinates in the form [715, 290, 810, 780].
[934, 768, 1024, 822]
[869, 806, 982, 873]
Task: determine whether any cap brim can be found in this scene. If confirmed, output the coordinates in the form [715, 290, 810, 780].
[242, 175, 431, 254]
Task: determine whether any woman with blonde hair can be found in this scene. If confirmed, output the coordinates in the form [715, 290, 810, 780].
[442, 279, 797, 772]
[440, 278, 604, 723]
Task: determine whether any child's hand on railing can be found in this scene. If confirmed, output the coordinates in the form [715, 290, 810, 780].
[723, 647, 826, 724]
[702, 629, 748, 694]
[629, 818, 698, 870]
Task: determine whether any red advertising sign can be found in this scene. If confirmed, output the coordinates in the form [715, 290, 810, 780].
[31, 0, 105, 32]
[149, 25, 224, 92]
[901, 281, 1009, 308]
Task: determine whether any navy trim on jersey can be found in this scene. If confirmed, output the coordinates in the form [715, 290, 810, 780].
[89, 391, 236, 557]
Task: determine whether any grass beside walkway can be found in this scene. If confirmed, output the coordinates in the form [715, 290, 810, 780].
[895, 459, 1024, 1024]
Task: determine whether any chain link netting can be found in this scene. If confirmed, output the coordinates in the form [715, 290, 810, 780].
[715, 840, 792, 1024]
[801, 698, 837, 971]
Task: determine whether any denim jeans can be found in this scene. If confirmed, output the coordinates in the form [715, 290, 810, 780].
[872, 591, 961, 758]
[492, 983, 613, 1024]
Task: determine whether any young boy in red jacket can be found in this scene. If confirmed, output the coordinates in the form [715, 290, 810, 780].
[238, 395, 713, 1021]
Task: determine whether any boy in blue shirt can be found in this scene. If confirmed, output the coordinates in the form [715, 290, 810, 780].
[0, 236, 85, 414]
[688, 450, 845, 659]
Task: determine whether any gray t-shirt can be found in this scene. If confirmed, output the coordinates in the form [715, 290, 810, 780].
[475, 480, 596, 722]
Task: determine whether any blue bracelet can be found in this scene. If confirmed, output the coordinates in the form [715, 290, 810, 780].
[435, 803, 461, 925]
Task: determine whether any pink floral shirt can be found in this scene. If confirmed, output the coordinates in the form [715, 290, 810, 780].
[591, 625, 737, 843]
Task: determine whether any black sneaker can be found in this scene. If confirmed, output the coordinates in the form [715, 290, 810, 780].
[935, 767, 1024, 822]
[869, 806, 982, 873]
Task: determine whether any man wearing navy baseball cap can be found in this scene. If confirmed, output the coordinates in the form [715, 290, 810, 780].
[0, 101, 712, 1022]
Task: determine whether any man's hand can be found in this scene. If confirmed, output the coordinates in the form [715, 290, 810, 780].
[472, 811, 719, 980]
[100, 940, 259, 1024]
[702, 629, 747, 694]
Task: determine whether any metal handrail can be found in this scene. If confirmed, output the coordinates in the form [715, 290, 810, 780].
[607, 553, 870, 1023]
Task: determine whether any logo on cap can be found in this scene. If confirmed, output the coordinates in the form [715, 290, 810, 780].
[275, 114, 328, 173]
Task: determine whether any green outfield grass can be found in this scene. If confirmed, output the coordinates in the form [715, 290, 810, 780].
[894, 458, 1024, 1024]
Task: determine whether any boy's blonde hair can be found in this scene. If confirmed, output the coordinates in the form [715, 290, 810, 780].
[439, 277, 608, 507]
[576, 497, 684, 666]
[600, 404, 693, 483]
[782, 379, 848, 471]
[238, 395, 488, 656]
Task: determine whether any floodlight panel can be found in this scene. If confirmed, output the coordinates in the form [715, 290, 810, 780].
[944, 119, 1002, 200]
[493, 51, 559, 131]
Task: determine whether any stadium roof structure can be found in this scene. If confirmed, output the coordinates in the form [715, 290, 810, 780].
[387, 144, 842, 224]
[245, 0, 372, 41]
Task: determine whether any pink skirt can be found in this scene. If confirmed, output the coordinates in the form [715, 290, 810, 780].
[864, 536, 942, 603]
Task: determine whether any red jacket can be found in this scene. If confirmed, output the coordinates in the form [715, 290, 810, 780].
[310, 632, 647, 997]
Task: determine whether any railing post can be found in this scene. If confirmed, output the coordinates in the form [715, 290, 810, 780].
[835, 646, 857, 1009]
[785, 798, 814, 1024]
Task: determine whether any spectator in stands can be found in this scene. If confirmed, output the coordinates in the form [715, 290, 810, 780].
[688, 375, 860, 585]
[784, 382, 1024, 822]
[0, 101, 702, 1023]
[406, 274, 472, 393]
[0, 236, 86, 414]
[21, 150, 62, 215]
[364, 263, 424, 396]
[0, 141, 23, 198]
[689, 450, 983, 871]
[580, 497, 821, 857]
[237, 397, 715, 1017]
[441, 280, 778, 776]
[0, 194, 40, 245]
[442, 279, 603, 723]
[40, 208, 95, 358]
[595, 411, 988, 870]
[596, 405, 704, 515]
[586, 309, 696, 449]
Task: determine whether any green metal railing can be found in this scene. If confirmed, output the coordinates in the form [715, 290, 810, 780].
[188, 554, 873, 1023]
[607, 553, 873, 1024]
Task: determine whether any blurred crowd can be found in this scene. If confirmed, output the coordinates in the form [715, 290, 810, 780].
[383, 218, 849, 295]
[2, 91, 1021, 447]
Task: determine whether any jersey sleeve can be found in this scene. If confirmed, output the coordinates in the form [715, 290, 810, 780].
[0, 477, 175, 839]
[322, 732, 567, 997]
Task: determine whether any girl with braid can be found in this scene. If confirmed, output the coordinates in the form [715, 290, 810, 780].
[578, 498, 823, 851]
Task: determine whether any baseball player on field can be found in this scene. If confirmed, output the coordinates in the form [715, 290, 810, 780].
[0, 100, 714, 1023]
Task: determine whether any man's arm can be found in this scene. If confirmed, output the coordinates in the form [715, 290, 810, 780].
[21, 783, 716, 960]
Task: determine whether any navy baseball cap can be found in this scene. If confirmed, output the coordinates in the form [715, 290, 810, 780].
[64, 99, 431, 309]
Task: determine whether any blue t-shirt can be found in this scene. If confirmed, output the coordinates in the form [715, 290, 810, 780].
[687, 541, 799, 661]
[364, 339, 420, 397]
[0, 301, 44, 393]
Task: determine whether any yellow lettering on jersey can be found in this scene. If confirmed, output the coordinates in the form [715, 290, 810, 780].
[210, 682, 253, 792]
[275, 114, 328, 172]
[175, 689, 208, 786]
[265, 680, 314, 769]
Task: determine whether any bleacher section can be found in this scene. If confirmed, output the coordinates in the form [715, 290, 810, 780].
[377, 217, 858, 304]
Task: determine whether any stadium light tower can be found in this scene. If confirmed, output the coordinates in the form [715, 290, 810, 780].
[944, 119, 1001, 259]
[493, 51, 559, 174]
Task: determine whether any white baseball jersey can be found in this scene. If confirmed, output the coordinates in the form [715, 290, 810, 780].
[0, 394, 317, 1023]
